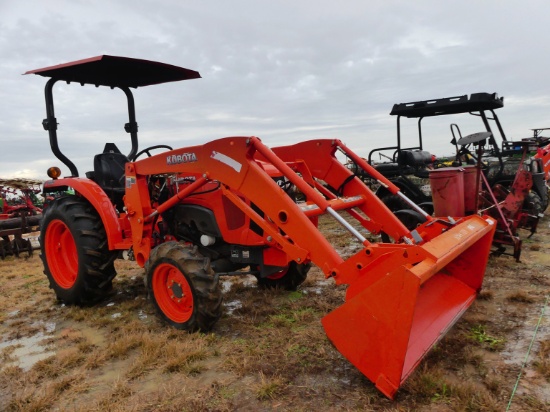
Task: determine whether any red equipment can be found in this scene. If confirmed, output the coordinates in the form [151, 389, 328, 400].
[432, 133, 539, 261]
[0, 179, 43, 219]
[525, 128, 550, 183]
[534, 139, 550, 182]
[0, 179, 43, 258]
[28, 56, 496, 399]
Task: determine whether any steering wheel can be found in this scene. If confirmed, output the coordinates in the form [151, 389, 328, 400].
[132, 145, 173, 161]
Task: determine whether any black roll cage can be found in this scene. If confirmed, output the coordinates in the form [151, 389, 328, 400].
[42, 79, 139, 177]
[26, 55, 201, 177]
[368, 92, 506, 165]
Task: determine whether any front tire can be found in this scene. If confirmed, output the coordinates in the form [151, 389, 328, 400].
[145, 242, 222, 332]
[40, 196, 117, 304]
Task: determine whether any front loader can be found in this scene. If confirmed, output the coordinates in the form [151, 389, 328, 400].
[28, 55, 496, 399]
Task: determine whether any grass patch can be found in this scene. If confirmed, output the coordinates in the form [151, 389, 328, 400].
[506, 290, 535, 303]
[478, 290, 494, 300]
[255, 372, 286, 400]
[469, 325, 506, 351]
[32, 349, 86, 380]
[404, 365, 449, 402]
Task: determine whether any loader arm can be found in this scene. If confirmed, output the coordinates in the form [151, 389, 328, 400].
[268, 139, 429, 238]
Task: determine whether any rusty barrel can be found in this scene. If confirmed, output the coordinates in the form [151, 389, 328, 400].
[429, 167, 465, 217]
[462, 165, 480, 215]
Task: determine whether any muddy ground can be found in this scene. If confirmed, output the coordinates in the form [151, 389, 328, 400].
[1, 215, 549, 411]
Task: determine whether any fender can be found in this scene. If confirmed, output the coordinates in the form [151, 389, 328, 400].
[43, 177, 124, 249]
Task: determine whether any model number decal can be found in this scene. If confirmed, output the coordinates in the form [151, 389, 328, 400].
[210, 151, 242, 172]
[454, 223, 478, 240]
[166, 152, 197, 165]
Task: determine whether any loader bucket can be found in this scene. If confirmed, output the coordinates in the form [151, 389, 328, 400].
[321, 215, 496, 399]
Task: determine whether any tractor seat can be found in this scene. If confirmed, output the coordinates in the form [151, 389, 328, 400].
[93, 143, 128, 209]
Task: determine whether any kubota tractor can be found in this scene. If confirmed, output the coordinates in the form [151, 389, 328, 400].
[28, 55, 496, 399]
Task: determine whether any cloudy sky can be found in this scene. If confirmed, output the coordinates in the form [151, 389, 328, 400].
[1, 0, 549, 179]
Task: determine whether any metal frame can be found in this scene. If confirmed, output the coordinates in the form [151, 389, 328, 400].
[26, 55, 201, 177]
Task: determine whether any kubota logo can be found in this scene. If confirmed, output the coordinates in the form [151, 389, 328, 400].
[167, 152, 197, 165]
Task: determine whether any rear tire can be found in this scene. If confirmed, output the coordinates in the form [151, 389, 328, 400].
[40, 196, 117, 304]
[145, 242, 222, 332]
[524, 191, 544, 216]
[379, 193, 409, 212]
[256, 261, 310, 291]
[381, 209, 427, 243]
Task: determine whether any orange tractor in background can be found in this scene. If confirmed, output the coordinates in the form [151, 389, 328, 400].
[529, 128, 550, 186]
[28, 55, 496, 399]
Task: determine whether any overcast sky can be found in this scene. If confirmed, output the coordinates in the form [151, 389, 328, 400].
[1, 0, 549, 179]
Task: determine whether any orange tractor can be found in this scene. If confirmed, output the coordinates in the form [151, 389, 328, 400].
[28, 56, 496, 399]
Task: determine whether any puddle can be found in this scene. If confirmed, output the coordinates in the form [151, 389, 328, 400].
[241, 275, 256, 287]
[0, 321, 56, 371]
[1, 319, 108, 372]
[224, 300, 242, 315]
[303, 278, 333, 295]
[221, 275, 257, 293]
[221, 280, 233, 293]
[56, 321, 106, 347]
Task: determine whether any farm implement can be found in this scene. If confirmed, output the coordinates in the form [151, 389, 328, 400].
[28, 55, 496, 399]
[382, 92, 548, 214]
[0, 178, 43, 258]
[353, 93, 547, 259]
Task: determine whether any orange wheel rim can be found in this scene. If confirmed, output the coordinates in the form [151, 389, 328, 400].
[45, 219, 78, 288]
[267, 266, 288, 280]
[152, 263, 194, 323]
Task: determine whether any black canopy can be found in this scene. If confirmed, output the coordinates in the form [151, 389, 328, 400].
[390, 93, 503, 118]
[25, 55, 201, 88]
